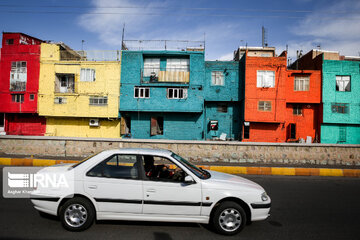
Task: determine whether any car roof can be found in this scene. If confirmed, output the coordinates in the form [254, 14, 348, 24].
[101, 148, 173, 156]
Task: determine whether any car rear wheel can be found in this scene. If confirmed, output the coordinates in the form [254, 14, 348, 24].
[211, 201, 246, 235]
[60, 197, 95, 231]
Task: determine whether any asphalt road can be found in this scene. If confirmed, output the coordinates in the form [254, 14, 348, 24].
[1, 167, 360, 240]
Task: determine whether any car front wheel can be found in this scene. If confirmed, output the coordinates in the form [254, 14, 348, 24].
[211, 201, 246, 235]
[60, 197, 95, 231]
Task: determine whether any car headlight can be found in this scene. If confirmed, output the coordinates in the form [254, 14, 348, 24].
[261, 192, 269, 201]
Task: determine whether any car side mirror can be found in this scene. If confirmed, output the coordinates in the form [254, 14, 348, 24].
[184, 175, 195, 184]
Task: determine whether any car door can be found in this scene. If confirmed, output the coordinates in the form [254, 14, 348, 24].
[141, 155, 202, 216]
[84, 154, 143, 214]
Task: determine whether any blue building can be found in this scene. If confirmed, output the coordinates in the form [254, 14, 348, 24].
[119, 49, 206, 140]
[204, 61, 242, 140]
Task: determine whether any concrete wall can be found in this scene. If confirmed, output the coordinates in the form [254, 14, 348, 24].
[0, 136, 359, 166]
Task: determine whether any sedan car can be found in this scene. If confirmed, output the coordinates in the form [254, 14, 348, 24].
[30, 148, 270, 235]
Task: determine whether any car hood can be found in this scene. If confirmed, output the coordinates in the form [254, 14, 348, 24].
[37, 163, 74, 174]
[202, 170, 264, 192]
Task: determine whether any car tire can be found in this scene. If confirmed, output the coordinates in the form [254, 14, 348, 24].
[60, 197, 95, 231]
[211, 201, 247, 235]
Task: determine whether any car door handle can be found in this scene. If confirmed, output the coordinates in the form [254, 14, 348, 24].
[88, 185, 97, 189]
[146, 189, 156, 193]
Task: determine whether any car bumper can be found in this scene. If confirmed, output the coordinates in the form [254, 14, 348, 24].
[250, 202, 271, 221]
[30, 194, 60, 216]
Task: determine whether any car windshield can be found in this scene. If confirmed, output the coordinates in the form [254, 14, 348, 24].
[69, 151, 102, 169]
[171, 153, 211, 180]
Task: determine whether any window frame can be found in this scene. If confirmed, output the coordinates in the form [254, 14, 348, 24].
[10, 61, 27, 92]
[134, 87, 150, 99]
[167, 88, 188, 99]
[211, 71, 225, 86]
[293, 105, 302, 116]
[86, 154, 141, 180]
[11, 94, 24, 103]
[331, 103, 349, 114]
[294, 75, 310, 91]
[80, 68, 96, 82]
[54, 97, 67, 104]
[258, 101, 272, 112]
[89, 96, 108, 106]
[336, 75, 351, 92]
[257, 70, 275, 88]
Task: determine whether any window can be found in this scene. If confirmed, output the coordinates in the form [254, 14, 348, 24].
[217, 104, 228, 113]
[29, 94, 35, 101]
[243, 125, 250, 139]
[80, 68, 96, 82]
[142, 155, 185, 182]
[10, 61, 27, 91]
[167, 88, 187, 99]
[258, 101, 272, 111]
[6, 39, 14, 45]
[294, 76, 310, 91]
[143, 58, 160, 77]
[290, 124, 296, 139]
[11, 94, 24, 103]
[336, 76, 351, 92]
[293, 105, 302, 115]
[55, 74, 75, 93]
[166, 58, 189, 72]
[134, 87, 150, 98]
[89, 96, 108, 106]
[87, 154, 138, 179]
[331, 103, 349, 114]
[211, 71, 224, 86]
[257, 70, 275, 88]
[151, 117, 163, 136]
[54, 97, 67, 104]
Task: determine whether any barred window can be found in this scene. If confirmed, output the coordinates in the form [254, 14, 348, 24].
[258, 101, 272, 111]
[294, 76, 310, 91]
[89, 96, 108, 106]
[54, 97, 67, 104]
[331, 103, 349, 114]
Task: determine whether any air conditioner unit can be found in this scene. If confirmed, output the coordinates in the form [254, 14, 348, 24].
[89, 119, 99, 127]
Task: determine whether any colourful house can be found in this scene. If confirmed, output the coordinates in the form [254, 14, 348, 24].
[321, 58, 360, 144]
[119, 49, 205, 140]
[238, 47, 288, 142]
[204, 61, 242, 140]
[0, 32, 46, 135]
[38, 43, 121, 138]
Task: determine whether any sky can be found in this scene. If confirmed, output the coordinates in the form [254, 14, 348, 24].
[0, 0, 359, 62]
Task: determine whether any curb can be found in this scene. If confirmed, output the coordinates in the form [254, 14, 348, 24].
[1, 157, 359, 178]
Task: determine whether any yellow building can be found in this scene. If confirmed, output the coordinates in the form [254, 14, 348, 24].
[38, 43, 121, 138]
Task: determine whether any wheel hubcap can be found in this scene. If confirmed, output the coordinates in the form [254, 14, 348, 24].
[64, 204, 88, 228]
[218, 208, 242, 232]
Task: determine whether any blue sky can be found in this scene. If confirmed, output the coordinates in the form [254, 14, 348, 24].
[0, 0, 359, 61]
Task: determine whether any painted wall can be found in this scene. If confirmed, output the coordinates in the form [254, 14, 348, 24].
[120, 51, 204, 113]
[121, 112, 203, 140]
[38, 43, 121, 118]
[321, 124, 360, 144]
[204, 102, 240, 140]
[0, 33, 42, 113]
[45, 117, 120, 138]
[5, 113, 46, 135]
[243, 51, 287, 142]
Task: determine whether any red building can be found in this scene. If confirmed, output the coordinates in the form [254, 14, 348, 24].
[0, 33, 46, 135]
[240, 47, 288, 142]
[285, 70, 322, 143]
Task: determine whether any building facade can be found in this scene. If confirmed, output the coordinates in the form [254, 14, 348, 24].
[120, 50, 205, 140]
[0, 32, 46, 135]
[240, 47, 288, 142]
[204, 61, 242, 140]
[38, 43, 121, 138]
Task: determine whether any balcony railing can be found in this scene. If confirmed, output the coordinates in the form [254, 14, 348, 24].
[123, 40, 205, 51]
[59, 50, 121, 61]
[141, 67, 190, 83]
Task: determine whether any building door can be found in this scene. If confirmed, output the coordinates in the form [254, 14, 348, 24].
[0, 113, 5, 134]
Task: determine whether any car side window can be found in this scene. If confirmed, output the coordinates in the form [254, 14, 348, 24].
[142, 155, 186, 182]
[87, 154, 139, 179]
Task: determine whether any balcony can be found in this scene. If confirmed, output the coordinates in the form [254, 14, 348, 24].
[141, 67, 190, 84]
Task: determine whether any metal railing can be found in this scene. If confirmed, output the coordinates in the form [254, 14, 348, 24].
[123, 40, 205, 52]
[59, 50, 121, 61]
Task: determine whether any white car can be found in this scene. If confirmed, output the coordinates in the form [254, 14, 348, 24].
[30, 148, 270, 235]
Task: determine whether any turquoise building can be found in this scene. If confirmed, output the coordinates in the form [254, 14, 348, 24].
[321, 58, 360, 144]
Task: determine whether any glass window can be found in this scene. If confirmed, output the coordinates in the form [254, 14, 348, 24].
[87, 154, 138, 179]
[167, 88, 187, 99]
[80, 68, 96, 82]
[142, 155, 185, 182]
[166, 58, 189, 72]
[89, 96, 108, 106]
[331, 103, 349, 114]
[336, 76, 351, 92]
[143, 58, 160, 77]
[211, 71, 224, 86]
[257, 70, 275, 88]
[294, 76, 310, 91]
[293, 105, 302, 115]
[134, 87, 150, 98]
[10, 61, 27, 91]
[258, 101, 272, 111]
[11, 94, 24, 103]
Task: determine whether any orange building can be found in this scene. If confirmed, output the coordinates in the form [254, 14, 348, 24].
[240, 47, 288, 142]
[285, 70, 322, 143]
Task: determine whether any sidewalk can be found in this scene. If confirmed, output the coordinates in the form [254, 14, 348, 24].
[1, 155, 359, 178]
